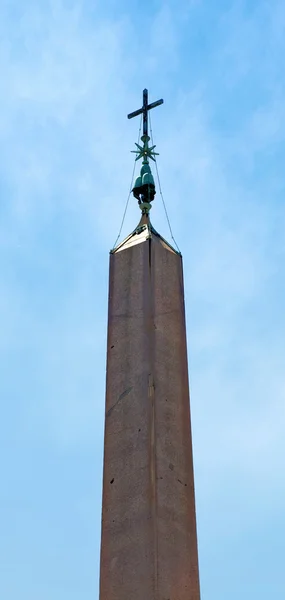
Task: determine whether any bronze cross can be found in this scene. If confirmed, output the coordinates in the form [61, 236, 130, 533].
[127, 89, 164, 137]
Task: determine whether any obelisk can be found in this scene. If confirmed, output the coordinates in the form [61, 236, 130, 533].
[99, 90, 200, 600]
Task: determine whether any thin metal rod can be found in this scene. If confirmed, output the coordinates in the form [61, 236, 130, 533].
[112, 115, 143, 249]
[149, 113, 181, 254]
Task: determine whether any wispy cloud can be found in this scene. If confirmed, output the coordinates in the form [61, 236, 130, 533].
[1, 1, 285, 599]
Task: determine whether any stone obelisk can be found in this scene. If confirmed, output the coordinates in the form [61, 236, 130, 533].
[99, 90, 200, 600]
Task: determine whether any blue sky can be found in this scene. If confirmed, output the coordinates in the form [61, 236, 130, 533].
[1, 0, 285, 598]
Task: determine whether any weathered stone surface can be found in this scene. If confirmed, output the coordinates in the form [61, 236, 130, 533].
[99, 223, 200, 600]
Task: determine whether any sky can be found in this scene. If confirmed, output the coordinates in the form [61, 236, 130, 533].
[0, 0, 285, 598]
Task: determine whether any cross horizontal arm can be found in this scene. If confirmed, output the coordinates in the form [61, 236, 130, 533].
[127, 99, 164, 120]
[147, 99, 164, 111]
[127, 107, 143, 120]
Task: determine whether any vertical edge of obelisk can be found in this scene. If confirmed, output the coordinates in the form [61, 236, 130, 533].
[99, 251, 114, 600]
[99, 241, 156, 600]
[150, 236, 201, 600]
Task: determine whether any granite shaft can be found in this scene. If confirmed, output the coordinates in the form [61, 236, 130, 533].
[99, 232, 200, 600]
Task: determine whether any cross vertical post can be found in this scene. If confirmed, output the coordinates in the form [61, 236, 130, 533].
[143, 88, 148, 137]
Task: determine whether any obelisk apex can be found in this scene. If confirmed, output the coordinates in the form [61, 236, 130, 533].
[99, 91, 200, 600]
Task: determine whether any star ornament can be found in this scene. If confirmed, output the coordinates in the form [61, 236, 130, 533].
[131, 139, 159, 162]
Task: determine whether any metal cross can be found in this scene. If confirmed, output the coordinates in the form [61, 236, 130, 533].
[127, 89, 164, 138]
